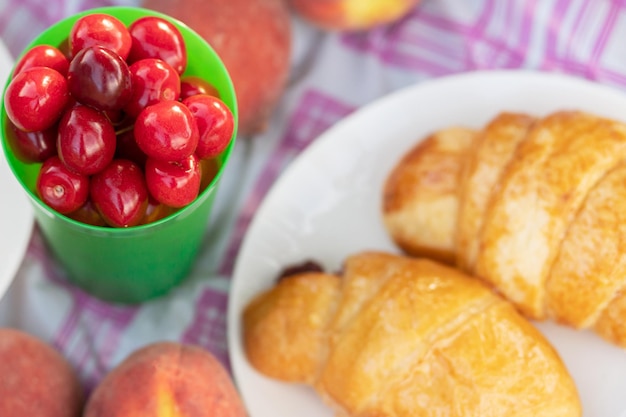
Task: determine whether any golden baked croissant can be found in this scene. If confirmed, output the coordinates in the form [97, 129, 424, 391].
[382, 126, 476, 264]
[383, 110, 626, 347]
[243, 251, 581, 417]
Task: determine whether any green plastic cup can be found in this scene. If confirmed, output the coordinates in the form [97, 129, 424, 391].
[1, 6, 238, 304]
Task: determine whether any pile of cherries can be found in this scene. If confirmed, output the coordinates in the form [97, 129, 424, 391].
[4, 12, 234, 227]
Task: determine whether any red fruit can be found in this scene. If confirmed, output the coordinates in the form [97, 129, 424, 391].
[90, 159, 149, 227]
[180, 75, 220, 100]
[67, 199, 107, 227]
[115, 128, 148, 167]
[70, 13, 132, 59]
[134, 100, 199, 161]
[128, 16, 187, 74]
[287, 0, 419, 31]
[13, 44, 70, 77]
[67, 45, 132, 111]
[57, 105, 117, 175]
[7, 121, 57, 163]
[140, 196, 176, 224]
[124, 58, 181, 118]
[57, 37, 71, 58]
[145, 154, 200, 208]
[199, 157, 220, 190]
[4, 67, 69, 132]
[0, 328, 84, 417]
[37, 156, 90, 214]
[142, 0, 291, 136]
[104, 109, 126, 126]
[182, 94, 234, 159]
[82, 342, 248, 417]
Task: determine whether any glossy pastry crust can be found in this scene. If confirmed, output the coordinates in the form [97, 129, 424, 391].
[382, 110, 626, 347]
[243, 251, 581, 417]
[382, 127, 475, 264]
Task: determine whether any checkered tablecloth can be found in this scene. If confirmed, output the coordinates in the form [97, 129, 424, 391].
[1, 0, 626, 395]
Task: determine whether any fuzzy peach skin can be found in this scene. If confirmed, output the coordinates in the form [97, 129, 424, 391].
[0, 328, 83, 417]
[142, 0, 292, 137]
[288, 0, 420, 31]
[84, 341, 248, 417]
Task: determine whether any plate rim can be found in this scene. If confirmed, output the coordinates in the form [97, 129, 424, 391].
[226, 69, 626, 416]
[0, 40, 33, 302]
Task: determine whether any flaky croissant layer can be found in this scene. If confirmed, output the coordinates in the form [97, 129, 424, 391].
[243, 251, 581, 417]
[383, 110, 626, 348]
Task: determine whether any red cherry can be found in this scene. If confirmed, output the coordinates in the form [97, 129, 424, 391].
[134, 100, 199, 161]
[57, 37, 71, 59]
[140, 196, 176, 225]
[4, 67, 69, 132]
[128, 16, 187, 74]
[124, 58, 181, 118]
[67, 45, 132, 111]
[7, 121, 57, 163]
[67, 199, 107, 227]
[69, 13, 132, 60]
[104, 108, 127, 126]
[37, 156, 89, 214]
[115, 128, 148, 168]
[182, 94, 234, 159]
[90, 159, 149, 227]
[199, 157, 220, 191]
[13, 45, 70, 77]
[180, 75, 220, 100]
[145, 154, 200, 208]
[57, 105, 116, 176]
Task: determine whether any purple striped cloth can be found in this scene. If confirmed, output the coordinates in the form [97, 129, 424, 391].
[0, 0, 139, 58]
[1, 0, 626, 395]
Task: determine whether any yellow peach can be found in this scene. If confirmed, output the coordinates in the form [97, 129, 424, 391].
[289, 0, 420, 31]
[142, 0, 292, 137]
[84, 341, 247, 417]
[0, 328, 83, 417]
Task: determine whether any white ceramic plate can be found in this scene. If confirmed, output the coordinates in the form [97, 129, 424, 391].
[0, 41, 33, 300]
[228, 70, 626, 416]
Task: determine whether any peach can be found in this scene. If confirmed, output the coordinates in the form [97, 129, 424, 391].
[141, 0, 292, 137]
[288, 0, 420, 31]
[84, 341, 248, 417]
[0, 328, 83, 417]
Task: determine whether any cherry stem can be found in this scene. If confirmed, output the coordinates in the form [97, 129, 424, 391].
[115, 124, 134, 136]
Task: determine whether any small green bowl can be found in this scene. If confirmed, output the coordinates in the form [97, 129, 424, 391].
[0, 6, 238, 304]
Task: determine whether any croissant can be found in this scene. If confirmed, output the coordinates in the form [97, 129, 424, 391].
[383, 110, 626, 347]
[243, 251, 581, 417]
